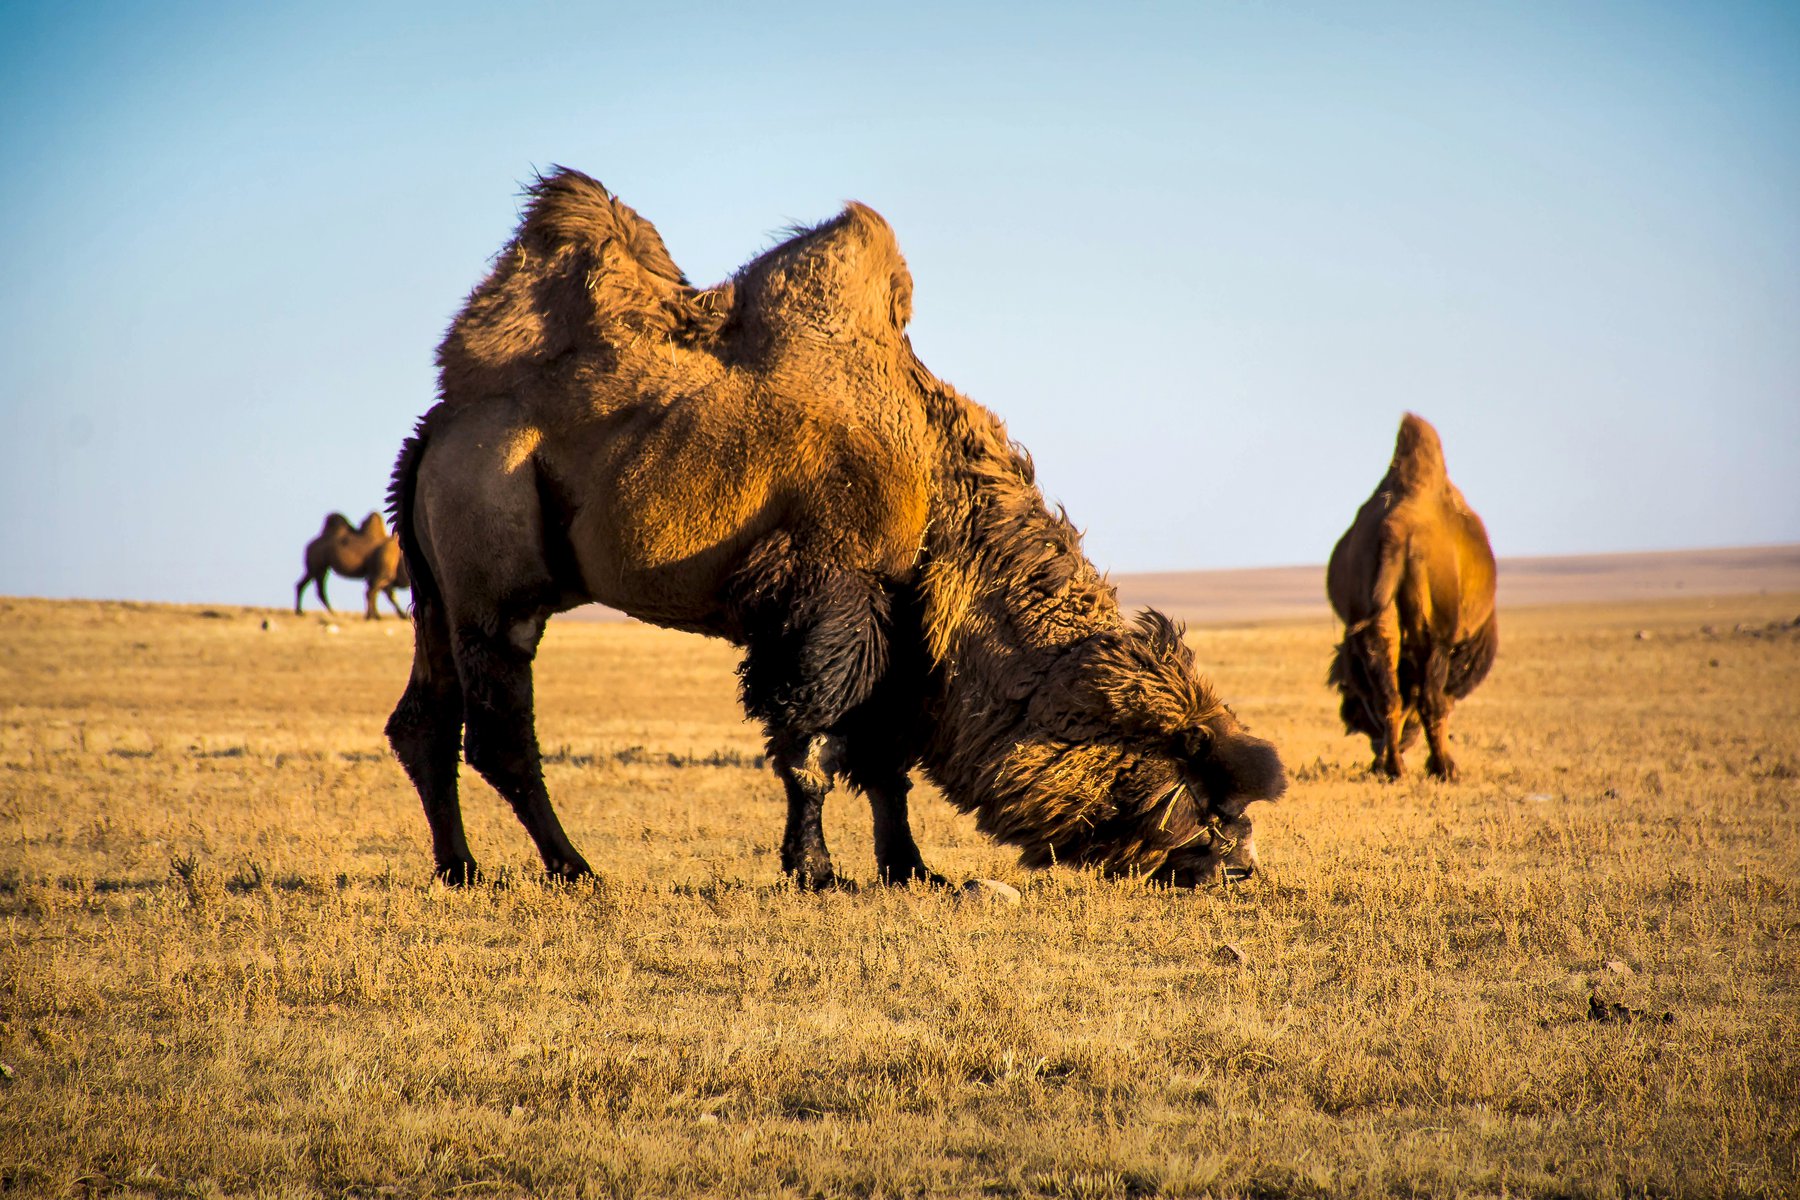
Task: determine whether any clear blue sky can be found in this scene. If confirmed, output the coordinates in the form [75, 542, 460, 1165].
[2, 1, 1795, 606]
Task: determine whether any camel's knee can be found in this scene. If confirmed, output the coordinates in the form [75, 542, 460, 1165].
[460, 666, 546, 801]
[386, 684, 459, 774]
[460, 702, 530, 778]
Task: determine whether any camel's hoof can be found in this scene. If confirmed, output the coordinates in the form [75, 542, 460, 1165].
[790, 875, 856, 894]
[436, 860, 480, 887]
[879, 865, 950, 888]
[784, 868, 845, 893]
[544, 857, 594, 884]
[782, 849, 842, 892]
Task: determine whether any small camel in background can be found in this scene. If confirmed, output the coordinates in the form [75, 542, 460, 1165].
[295, 512, 410, 620]
[1327, 413, 1497, 780]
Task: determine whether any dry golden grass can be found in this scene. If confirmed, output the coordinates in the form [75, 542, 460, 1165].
[2, 592, 1796, 1198]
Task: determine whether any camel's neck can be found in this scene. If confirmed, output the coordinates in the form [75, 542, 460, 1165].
[912, 389, 1148, 864]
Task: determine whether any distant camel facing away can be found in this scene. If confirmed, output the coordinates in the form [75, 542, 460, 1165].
[295, 512, 410, 620]
[386, 168, 1283, 889]
[1327, 414, 1497, 780]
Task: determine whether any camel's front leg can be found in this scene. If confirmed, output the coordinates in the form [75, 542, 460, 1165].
[734, 545, 894, 890]
[770, 732, 844, 890]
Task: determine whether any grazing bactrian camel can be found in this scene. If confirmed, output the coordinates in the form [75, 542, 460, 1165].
[386, 167, 1284, 888]
[295, 511, 410, 620]
[1327, 413, 1497, 780]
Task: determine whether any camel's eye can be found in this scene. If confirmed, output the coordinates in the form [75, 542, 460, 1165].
[1177, 726, 1212, 762]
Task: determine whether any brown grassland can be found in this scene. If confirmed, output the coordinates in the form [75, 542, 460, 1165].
[1, 591, 1796, 1198]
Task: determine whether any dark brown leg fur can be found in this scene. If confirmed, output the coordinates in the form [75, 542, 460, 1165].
[773, 733, 842, 889]
[454, 615, 592, 882]
[862, 770, 942, 885]
[1419, 645, 1458, 781]
[1352, 623, 1406, 778]
[386, 600, 475, 884]
[735, 547, 907, 888]
[835, 619, 941, 886]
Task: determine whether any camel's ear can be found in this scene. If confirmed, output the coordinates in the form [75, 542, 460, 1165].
[1192, 728, 1286, 813]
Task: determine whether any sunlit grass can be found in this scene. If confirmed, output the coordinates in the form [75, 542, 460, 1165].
[1, 593, 1795, 1197]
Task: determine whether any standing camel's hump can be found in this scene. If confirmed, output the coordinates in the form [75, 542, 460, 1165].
[1388, 412, 1448, 494]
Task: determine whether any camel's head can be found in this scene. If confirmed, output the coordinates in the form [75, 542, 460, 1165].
[1026, 609, 1286, 885]
[1144, 699, 1284, 887]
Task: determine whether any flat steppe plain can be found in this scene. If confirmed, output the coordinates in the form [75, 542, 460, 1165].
[2, 572, 1797, 1197]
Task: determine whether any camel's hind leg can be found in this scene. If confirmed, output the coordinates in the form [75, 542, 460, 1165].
[386, 599, 475, 883]
[385, 587, 407, 618]
[1352, 608, 1407, 778]
[453, 614, 592, 882]
[412, 411, 593, 883]
[363, 580, 382, 621]
[295, 571, 333, 615]
[1418, 645, 1458, 781]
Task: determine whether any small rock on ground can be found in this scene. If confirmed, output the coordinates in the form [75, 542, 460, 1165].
[957, 878, 1022, 906]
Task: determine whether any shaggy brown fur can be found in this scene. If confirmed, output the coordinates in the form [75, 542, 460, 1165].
[295, 512, 410, 620]
[387, 168, 1284, 888]
[1327, 414, 1497, 780]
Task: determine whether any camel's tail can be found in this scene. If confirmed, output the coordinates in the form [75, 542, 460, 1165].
[387, 413, 439, 614]
[1327, 637, 1377, 736]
